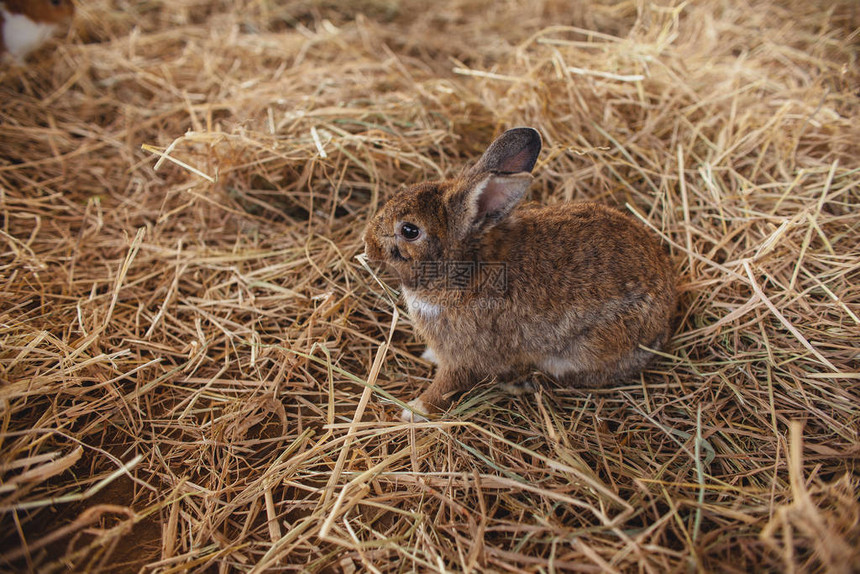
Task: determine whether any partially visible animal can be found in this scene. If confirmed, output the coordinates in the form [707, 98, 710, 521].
[1, 0, 75, 62]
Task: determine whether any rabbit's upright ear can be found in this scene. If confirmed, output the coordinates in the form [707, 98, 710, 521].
[468, 127, 542, 176]
[449, 128, 541, 237]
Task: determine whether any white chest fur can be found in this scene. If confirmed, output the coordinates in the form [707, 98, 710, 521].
[402, 289, 442, 320]
[1, 6, 59, 61]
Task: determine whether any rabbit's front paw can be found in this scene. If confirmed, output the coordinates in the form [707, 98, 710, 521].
[498, 379, 535, 396]
[401, 398, 429, 422]
[420, 347, 438, 364]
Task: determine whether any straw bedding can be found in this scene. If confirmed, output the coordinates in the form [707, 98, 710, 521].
[1, 0, 858, 571]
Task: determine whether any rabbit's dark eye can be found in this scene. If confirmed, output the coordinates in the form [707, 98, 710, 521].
[398, 222, 421, 241]
[50, 0, 62, 6]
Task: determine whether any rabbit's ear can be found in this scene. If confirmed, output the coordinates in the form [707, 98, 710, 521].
[468, 127, 542, 176]
[451, 172, 533, 237]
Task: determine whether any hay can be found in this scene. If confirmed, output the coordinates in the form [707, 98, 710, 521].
[1, 0, 858, 571]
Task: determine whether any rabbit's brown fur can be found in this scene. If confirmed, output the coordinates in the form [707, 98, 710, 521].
[364, 128, 676, 419]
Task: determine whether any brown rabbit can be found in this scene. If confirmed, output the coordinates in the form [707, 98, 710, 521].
[364, 127, 677, 420]
[0, 0, 75, 62]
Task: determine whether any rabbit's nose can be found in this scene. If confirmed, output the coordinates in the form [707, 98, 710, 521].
[389, 246, 406, 262]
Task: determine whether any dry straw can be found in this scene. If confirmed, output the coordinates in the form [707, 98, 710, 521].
[1, 0, 858, 572]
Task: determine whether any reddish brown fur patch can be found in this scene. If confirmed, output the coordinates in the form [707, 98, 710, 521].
[3, 0, 75, 24]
